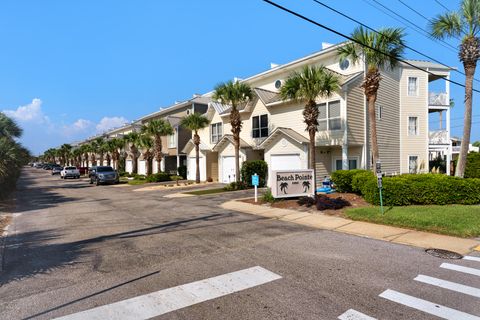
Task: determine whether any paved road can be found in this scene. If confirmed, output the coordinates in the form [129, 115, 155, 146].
[1, 168, 479, 319]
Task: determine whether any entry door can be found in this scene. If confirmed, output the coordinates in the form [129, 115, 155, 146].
[222, 156, 236, 183]
[138, 160, 146, 175]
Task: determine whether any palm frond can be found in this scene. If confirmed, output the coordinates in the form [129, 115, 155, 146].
[429, 12, 463, 39]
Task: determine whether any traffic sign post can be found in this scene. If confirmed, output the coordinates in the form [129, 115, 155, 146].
[376, 160, 384, 214]
[252, 174, 259, 203]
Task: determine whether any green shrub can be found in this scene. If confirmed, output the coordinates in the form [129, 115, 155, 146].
[351, 171, 375, 194]
[465, 152, 480, 178]
[134, 174, 146, 180]
[262, 188, 275, 203]
[224, 181, 249, 191]
[240, 160, 268, 187]
[145, 172, 170, 183]
[177, 165, 187, 179]
[331, 169, 369, 192]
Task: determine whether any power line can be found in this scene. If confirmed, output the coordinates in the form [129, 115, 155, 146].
[310, 0, 480, 84]
[262, 0, 480, 93]
[369, 0, 458, 52]
[434, 0, 451, 11]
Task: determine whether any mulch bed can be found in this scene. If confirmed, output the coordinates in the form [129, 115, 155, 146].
[0, 215, 11, 235]
[240, 192, 370, 217]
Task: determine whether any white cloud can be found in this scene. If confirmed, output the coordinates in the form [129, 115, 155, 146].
[96, 116, 129, 133]
[3, 98, 49, 123]
[73, 119, 94, 130]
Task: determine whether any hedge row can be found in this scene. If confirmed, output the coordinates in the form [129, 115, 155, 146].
[331, 170, 480, 206]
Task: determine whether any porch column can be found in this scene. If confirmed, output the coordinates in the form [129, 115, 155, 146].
[176, 155, 180, 173]
[446, 74, 451, 175]
[161, 158, 165, 172]
[342, 144, 349, 170]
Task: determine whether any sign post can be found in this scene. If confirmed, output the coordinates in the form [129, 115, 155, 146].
[251, 173, 259, 203]
[376, 160, 384, 214]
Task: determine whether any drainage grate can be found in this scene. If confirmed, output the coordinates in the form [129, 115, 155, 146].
[425, 248, 463, 260]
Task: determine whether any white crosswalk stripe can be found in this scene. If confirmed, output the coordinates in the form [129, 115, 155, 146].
[338, 309, 377, 320]
[53, 266, 281, 320]
[464, 256, 480, 263]
[379, 289, 480, 320]
[414, 274, 480, 298]
[441, 263, 480, 277]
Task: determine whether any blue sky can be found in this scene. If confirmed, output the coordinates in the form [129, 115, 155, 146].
[0, 0, 478, 155]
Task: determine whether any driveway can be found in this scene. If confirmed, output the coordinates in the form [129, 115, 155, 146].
[1, 168, 479, 319]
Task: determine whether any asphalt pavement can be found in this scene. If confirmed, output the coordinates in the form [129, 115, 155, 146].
[1, 168, 479, 319]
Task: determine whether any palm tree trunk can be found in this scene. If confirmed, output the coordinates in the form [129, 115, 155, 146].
[455, 63, 476, 177]
[156, 135, 163, 173]
[305, 100, 319, 193]
[230, 107, 242, 183]
[194, 132, 200, 183]
[367, 93, 380, 167]
[132, 146, 138, 174]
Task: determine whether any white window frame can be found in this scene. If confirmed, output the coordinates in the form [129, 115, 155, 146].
[408, 155, 418, 174]
[318, 100, 342, 131]
[333, 156, 359, 171]
[408, 77, 418, 96]
[252, 114, 269, 138]
[408, 116, 419, 136]
[210, 122, 222, 144]
[168, 130, 176, 148]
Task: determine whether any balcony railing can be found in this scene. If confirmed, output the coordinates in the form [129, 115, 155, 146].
[429, 92, 449, 106]
[429, 130, 449, 145]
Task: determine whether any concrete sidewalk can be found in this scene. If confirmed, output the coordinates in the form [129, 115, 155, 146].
[220, 200, 480, 255]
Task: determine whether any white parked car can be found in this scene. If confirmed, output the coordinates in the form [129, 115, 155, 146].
[61, 166, 80, 179]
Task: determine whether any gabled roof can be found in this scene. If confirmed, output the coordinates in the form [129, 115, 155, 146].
[166, 115, 182, 127]
[212, 134, 250, 152]
[254, 88, 282, 105]
[259, 127, 309, 148]
[138, 96, 211, 122]
[403, 59, 455, 70]
[210, 98, 257, 116]
[181, 139, 211, 154]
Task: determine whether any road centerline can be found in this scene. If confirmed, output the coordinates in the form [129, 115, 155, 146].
[52, 266, 282, 320]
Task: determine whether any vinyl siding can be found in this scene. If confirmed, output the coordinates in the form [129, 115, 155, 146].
[374, 68, 401, 174]
[346, 76, 365, 145]
[400, 68, 429, 173]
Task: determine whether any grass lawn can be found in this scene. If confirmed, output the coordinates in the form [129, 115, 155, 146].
[119, 178, 148, 185]
[345, 205, 480, 238]
[184, 188, 229, 195]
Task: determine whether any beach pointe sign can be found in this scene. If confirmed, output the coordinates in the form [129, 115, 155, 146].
[271, 169, 314, 198]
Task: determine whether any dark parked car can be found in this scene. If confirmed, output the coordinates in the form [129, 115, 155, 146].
[89, 166, 119, 186]
[51, 166, 63, 175]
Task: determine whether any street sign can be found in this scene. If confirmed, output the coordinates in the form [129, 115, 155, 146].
[376, 160, 382, 174]
[251, 174, 259, 186]
[377, 176, 383, 188]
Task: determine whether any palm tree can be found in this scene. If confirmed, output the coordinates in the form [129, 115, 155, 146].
[80, 144, 90, 168]
[337, 26, 405, 170]
[302, 180, 311, 193]
[72, 148, 82, 167]
[0, 112, 22, 139]
[429, 0, 480, 177]
[124, 132, 140, 174]
[108, 138, 124, 170]
[102, 140, 112, 166]
[180, 113, 210, 183]
[59, 144, 72, 166]
[94, 137, 105, 166]
[141, 119, 173, 173]
[280, 65, 340, 191]
[280, 182, 289, 194]
[138, 134, 154, 176]
[212, 80, 254, 182]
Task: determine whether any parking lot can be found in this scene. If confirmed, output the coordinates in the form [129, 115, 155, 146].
[1, 168, 479, 319]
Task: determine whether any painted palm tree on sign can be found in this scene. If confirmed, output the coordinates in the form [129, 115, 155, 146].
[213, 81, 254, 183]
[280, 182, 289, 194]
[302, 180, 311, 193]
[337, 27, 405, 170]
[141, 119, 173, 173]
[280, 65, 340, 192]
[180, 113, 210, 183]
[138, 134, 154, 176]
[124, 132, 140, 174]
[429, 0, 480, 177]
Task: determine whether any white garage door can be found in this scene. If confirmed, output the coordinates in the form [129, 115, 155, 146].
[222, 156, 236, 183]
[271, 154, 302, 171]
[187, 156, 206, 181]
[138, 160, 146, 175]
[125, 160, 133, 174]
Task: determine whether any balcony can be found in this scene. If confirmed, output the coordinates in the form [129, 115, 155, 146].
[429, 130, 449, 145]
[429, 92, 449, 106]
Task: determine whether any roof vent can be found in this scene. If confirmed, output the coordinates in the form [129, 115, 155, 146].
[192, 93, 201, 98]
[322, 42, 334, 49]
[270, 63, 279, 69]
[233, 77, 243, 83]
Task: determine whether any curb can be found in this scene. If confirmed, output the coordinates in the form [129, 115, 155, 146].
[221, 200, 480, 255]
[0, 217, 11, 273]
